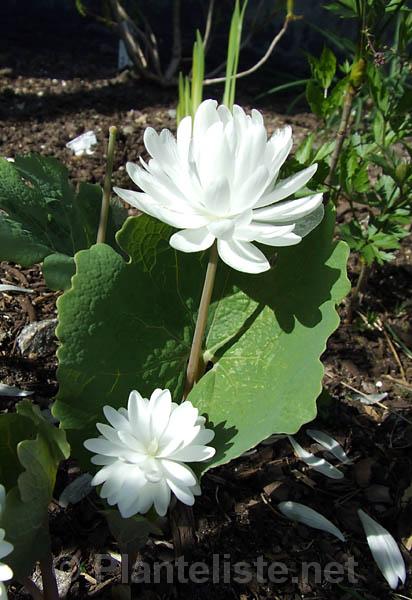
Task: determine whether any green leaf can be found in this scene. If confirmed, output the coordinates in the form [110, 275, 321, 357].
[0, 414, 36, 490]
[223, 0, 248, 109]
[0, 401, 70, 578]
[104, 510, 162, 546]
[42, 253, 76, 291]
[306, 80, 325, 117]
[191, 30, 205, 116]
[0, 155, 126, 287]
[54, 207, 349, 472]
[295, 133, 314, 165]
[189, 206, 350, 471]
[312, 48, 337, 91]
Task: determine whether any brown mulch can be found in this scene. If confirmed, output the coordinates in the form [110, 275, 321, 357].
[0, 15, 411, 600]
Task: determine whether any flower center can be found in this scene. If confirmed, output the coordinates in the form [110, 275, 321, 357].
[146, 439, 159, 456]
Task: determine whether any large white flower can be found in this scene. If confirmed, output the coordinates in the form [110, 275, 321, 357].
[84, 389, 215, 518]
[114, 99, 324, 274]
[0, 485, 13, 600]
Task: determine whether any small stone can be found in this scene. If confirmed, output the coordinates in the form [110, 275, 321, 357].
[122, 125, 135, 136]
[17, 319, 58, 357]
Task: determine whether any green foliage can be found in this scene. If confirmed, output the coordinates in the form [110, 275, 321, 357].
[176, 31, 205, 124]
[0, 154, 126, 290]
[223, 0, 248, 109]
[308, 47, 337, 92]
[303, 0, 412, 271]
[53, 207, 349, 471]
[0, 401, 69, 578]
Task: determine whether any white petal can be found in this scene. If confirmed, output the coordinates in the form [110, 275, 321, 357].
[251, 108, 264, 126]
[292, 204, 324, 238]
[191, 427, 215, 446]
[134, 483, 157, 514]
[253, 193, 323, 224]
[256, 163, 318, 207]
[162, 401, 199, 444]
[95, 423, 121, 444]
[167, 444, 215, 462]
[143, 128, 178, 174]
[116, 469, 147, 514]
[0, 541, 13, 563]
[129, 393, 151, 445]
[126, 163, 187, 212]
[153, 480, 171, 517]
[127, 390, 143, 431]
[207, 219, 235, 240]
[306, 429, 352, 464]
[117, 431, 146, 454]
[91, 455, 115, 466]
[192, 100, 219, 160]
[84, 438, 122, 457]
[160, 459, 197, 486]
[0, 582, 8, 599]
[166, 479, 195, 506]
[176, 115, 192, 163]
[234, 117, 266, 186]
[170, 228, 215, 253]
[288, 436, 344, 480]
[235, 166, 270, 211]
[235, 222, 295, 242]
[203, 178, 231, 216]
[358, 509, 406, 590]
[217, 104, 232, 124]
[278, 501, 346, 542]
[255, 232, 301, 247]
[0, 563, 13, 582]
[197, 122, 234, 187]
[102, 405, 130, 431]
[114, 187, 208, 229]
[0, 284, 33, 294]
[217, 239, 270, 274]
[149, 389, 172, 440]
[265, 126, 293, 181]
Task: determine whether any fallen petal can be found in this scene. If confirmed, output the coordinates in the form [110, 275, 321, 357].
[0, 383, 33, 398]
[352, 392, 388, 405]
[358, 509, 406, 590]
[278, 501, 346, 541]
[306, 429, 352, 464]
[0, 284, 33, 294]
[288, 436, 344, 479]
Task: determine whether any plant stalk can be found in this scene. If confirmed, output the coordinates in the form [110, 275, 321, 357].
[171, 242, 219, 557]
[324, 83, 356, 193]
[39, 552, 59, 600]
[96, 126, 117, 244]
[21, 577, 44, 600]
[347, 258, 369, 322]
[183, 241, 218, 399]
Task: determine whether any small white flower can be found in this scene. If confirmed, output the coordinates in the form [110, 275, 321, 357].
[358, 509, 406, 590]
[0, 485, 14, 599]
[84, 389, 215, 518]
[114, 99, 324, 274]
[66, 131, 97, 156]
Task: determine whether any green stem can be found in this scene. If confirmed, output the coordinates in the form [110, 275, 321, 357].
[324, 83, 357, 194]
[96, 126, 117, 244]
[183, 241, 218, 399]
[347, 258, 369, 322]
[39, 552, 59, 600]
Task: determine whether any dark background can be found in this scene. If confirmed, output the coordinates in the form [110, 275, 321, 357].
[0, 0, 357, 84]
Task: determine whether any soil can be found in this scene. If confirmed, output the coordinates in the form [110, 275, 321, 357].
[0, 15, 411, 600]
